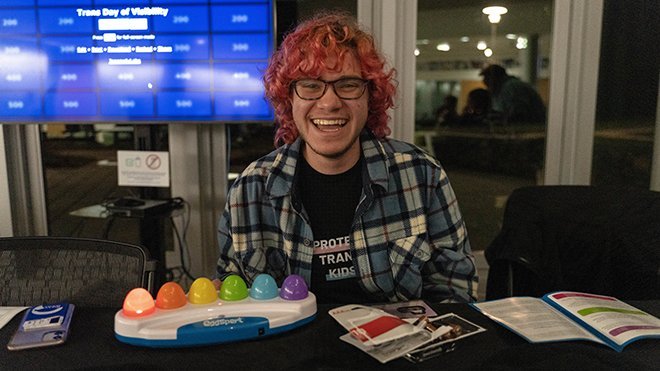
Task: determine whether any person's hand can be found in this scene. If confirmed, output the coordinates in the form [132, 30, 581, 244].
[212, 278, 222, 291]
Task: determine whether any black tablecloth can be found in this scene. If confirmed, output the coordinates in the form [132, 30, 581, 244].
[1, 301, 658, 370]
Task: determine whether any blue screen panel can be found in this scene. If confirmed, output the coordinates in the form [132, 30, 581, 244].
[157, 92, 212, 116]
[0, 9, 37, 34]
[0, 92, 41, 117]
[41, 36, 95, 62]
[0, 0, 274, 123]
[37, 1, 93, 5]
[100, 92, 153, 116]
[38, 8, 94, 34]
[46, 64, 96, 90]
[97, 64, 154, 91]
[214, 63, 267, 91]
[213, 33, 269, 60]
[45, 92, 98, 116]
[154, 35, 210, 60]
[214, 90, 272, 118]
[211, 5, 269, 32]
[159, 63, 211, 90]
[153, 6, 209, 33]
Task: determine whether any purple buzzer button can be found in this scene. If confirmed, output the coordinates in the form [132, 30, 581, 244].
[279, 274, 308, 300]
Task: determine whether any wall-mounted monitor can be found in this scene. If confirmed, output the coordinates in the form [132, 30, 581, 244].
[0, 0, 275, 123]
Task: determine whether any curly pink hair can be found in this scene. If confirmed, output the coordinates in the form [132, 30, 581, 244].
[263, 12, 396, 146]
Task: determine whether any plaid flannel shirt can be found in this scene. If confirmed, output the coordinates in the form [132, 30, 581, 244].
[217, 130, 478, 303]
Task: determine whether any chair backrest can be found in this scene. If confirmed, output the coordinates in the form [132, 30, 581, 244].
[485, 185, 660, 300]
[0, 236, 155, 308]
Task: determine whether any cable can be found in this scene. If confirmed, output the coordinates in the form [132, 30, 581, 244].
[168, 198, 194, 283]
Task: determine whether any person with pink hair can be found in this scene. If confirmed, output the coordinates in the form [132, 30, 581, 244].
[215, 12, 477, 304]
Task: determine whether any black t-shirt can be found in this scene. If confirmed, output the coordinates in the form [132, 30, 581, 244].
[298, 156, 367, 304]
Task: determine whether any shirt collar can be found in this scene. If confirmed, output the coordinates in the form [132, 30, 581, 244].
[265, 130, 391, 198]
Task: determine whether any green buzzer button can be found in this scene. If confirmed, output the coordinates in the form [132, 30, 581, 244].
[219, 275, 248, 301]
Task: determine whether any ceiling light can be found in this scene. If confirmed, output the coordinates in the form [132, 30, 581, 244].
[482, 6, 508, 24]
[484, 48, 493, 57]
[416, 39, 429, 45]
[414, 48, 420, 56]
[460, 36, 470, 42]
[477, 41, 488, 50]
[516, 36, 528, 49]
[505, 33, 517, 40]
[436, 43, 450, 52]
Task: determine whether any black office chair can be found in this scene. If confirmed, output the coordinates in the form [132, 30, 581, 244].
[485, 185, 660, 300]
[0, 236, 157, 308]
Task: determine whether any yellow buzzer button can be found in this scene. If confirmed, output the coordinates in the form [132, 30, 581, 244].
[122, 288, 156, 317]
[188, 277, 218, 304]
[219, 275, 248, 301]
[155, 282, 187, 309]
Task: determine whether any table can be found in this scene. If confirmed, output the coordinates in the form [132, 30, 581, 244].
[1, 302, 658, 370]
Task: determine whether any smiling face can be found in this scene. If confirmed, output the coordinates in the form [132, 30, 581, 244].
[291, 53, 368, 174]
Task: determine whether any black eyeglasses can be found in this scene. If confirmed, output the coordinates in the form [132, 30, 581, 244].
[292, 78, 369, 100]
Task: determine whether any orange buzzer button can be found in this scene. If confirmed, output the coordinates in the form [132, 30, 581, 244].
[155, 282, 187, 309]
[122, 288, 156, 317]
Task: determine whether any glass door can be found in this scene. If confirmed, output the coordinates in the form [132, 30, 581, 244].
[415, 0, 554, 251]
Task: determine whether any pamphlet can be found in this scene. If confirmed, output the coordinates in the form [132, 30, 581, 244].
[371, 300, 437, 319]
[329, 304, 451, 363]
[329, 302, 486, 363]
[404, 313, 486, 363]
[471, 291, 660, 352]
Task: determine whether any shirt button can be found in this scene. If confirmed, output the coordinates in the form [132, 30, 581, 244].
[304, 239, 311, 246]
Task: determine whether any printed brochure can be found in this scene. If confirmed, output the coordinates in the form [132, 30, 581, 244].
[471, 291, 660, 352]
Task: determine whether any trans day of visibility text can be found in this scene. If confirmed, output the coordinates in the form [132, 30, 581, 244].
[76, 7, 170, 18]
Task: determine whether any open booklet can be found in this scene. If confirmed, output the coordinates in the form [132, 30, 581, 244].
[471, 291, 660, 352]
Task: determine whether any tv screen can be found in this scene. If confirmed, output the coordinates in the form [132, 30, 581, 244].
[0, 0, 275, 123]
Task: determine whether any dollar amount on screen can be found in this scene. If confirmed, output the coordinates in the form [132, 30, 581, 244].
[5, 74, 22, 82]
[231, 14, 248, 23]
[7, 101, 24, 109]
[2, 18, 18, 27]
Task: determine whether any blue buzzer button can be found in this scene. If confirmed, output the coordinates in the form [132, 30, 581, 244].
[250, 274, 278, 300]
[280, 274, 308, 300]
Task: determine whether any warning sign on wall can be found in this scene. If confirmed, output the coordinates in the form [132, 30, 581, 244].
[117, 150, 170, 187]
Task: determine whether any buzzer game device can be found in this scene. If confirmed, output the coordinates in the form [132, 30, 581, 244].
[114, 274, 316, 347]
